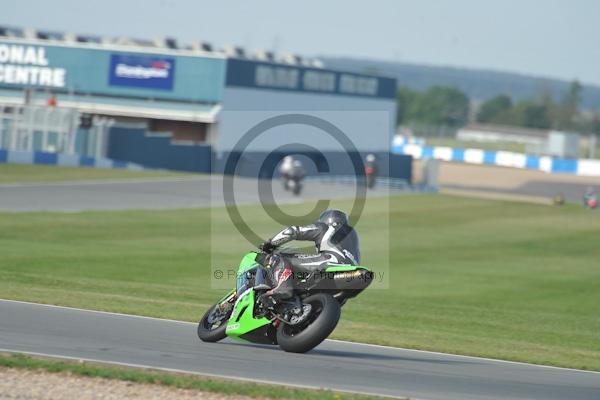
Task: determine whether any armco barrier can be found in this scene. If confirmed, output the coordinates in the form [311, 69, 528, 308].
[393, 144, 600, 177]
[0, 149, 146, 171]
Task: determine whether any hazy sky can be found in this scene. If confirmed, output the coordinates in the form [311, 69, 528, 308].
[3, 0, 599, 85]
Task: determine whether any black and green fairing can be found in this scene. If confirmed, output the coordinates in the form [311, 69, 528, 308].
[225, 252, 276, 344]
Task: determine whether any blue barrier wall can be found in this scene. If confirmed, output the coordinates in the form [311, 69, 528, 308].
[393, 143, 600, 176]
[0, 149, 144, 169]
[107, 127, 212, 172]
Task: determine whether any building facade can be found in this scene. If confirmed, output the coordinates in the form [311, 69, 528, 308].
[0, 33, 407, 179]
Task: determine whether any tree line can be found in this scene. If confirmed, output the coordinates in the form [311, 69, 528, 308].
[396, 80, 600, 135]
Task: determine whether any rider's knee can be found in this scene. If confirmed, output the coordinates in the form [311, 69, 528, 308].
[273, 284, 293, 299]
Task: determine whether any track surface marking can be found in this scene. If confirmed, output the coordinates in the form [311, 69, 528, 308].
[1, 300, 599, 399]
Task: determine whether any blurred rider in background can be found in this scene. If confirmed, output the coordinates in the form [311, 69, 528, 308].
[365, 153, 378, 189]
[583, 187, 598, 209]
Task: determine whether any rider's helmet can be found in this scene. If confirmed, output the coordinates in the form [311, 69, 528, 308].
[366, 153, 376, 163]
[318, 209, 359, 263]
[318, 209, 349, 228]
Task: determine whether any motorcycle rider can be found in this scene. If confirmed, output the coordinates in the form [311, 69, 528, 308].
[279, 156, 295, 183]
[257, 209, 360, 307]
[365, 153, 378, 189]
[291, 159, 306, 179]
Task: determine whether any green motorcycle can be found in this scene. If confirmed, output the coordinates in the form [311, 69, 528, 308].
[198, 250, 373, 353]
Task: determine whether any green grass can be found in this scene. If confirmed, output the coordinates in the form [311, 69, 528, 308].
[425, 138, 528, 153]
[1, 195, 599, 370]
[0, 163, 190, 183]
[0, 353, 383, 400]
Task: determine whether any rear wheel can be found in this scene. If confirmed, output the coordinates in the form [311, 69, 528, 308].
[276, 293, 340, 353]
[197, 302, 232, 343]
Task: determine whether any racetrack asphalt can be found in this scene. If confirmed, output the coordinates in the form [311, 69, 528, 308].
[1, 300, 599, 400]
[442, 180, 595, 204]
[1, 172, 595, 213]
[0, 176, 391, 212]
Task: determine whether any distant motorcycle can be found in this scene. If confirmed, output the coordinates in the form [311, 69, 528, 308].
[284, 176, 303, 195]
[281, 160, 306, 196]
[197, 250, 373, 353]
[586, 197, 598, 209]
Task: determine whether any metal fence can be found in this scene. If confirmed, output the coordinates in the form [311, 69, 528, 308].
[0, 104, 114, 158]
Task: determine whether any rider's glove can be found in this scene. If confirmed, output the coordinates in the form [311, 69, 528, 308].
[259, 241, 276, 253]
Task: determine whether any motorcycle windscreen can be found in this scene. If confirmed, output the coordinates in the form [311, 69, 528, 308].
[236, 267, 257, 294]
[236, 265, 271, 294]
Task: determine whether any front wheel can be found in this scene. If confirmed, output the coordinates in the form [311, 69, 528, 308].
[367, 175, 376, 189]
[197, 302, 232, 343]
[276, 293, 340, 353]
[292, 182, 302, 196]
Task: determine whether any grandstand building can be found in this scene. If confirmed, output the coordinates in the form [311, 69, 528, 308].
[0, 27, 407, 178]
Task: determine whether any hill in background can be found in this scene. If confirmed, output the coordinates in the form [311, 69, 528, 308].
[321, 57, 600, 111]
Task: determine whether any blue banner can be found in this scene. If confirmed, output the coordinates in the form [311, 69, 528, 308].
[109, 54, 175, 90]
[225, 59, 396, 99]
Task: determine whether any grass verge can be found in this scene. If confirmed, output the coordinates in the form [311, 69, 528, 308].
[0, 163, 190, 183]
[0, 353, 386, 400]
[0, 195, 599, 370]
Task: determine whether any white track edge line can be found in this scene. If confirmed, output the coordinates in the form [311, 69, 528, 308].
[0, 299, 195, 325]
[2, 298, 599, 375]
[325, 339, 600, 375]
[0, 348, 407, 400]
